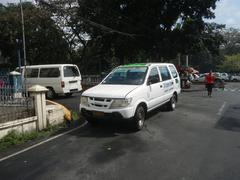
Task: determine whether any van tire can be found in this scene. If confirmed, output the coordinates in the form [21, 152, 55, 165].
[167, 94, 176, 111]
[46, 87, 56, 99]
[133, 105, 146, 131]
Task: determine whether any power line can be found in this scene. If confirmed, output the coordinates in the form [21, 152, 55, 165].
[37, 0, 140, 38]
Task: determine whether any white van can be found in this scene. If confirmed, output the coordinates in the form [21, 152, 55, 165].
[80, 63, 181, 130]
[19, 64, 82, 98]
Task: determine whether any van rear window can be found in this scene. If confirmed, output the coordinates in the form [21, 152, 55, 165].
[64, 66, 79, 77]
[40, 68, 60, 78]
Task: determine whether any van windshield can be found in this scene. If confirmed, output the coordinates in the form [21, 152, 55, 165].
[64, 66, 80, 77]
[102, 66, 148, 85]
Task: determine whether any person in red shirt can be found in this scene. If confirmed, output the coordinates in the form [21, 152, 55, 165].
[205, 71, 215, 97]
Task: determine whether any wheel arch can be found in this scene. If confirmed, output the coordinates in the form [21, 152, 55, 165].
[134, 99, 148, 114]
[137, 102, 148, 114]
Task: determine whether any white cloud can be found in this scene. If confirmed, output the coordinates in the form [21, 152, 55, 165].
[211, 0, 240, 28]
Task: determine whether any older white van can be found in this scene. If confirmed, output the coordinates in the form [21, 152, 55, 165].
[20, 64, 82, 98]
[80, 63, 181, 130]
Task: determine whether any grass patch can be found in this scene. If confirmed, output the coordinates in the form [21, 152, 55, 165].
[0, 123, 67, 151]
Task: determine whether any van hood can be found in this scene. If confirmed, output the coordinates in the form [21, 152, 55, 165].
[82, 84, 139, 98]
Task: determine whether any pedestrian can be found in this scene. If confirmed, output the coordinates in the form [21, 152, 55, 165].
[205, 70, 215, 97]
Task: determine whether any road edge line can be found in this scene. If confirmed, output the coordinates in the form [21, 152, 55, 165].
[0, 122, 87, 163]
[217, 101, 226, 116]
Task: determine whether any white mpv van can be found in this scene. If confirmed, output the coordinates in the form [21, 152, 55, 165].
[20, 64, 82, 98]
[80, 63, 181, 130]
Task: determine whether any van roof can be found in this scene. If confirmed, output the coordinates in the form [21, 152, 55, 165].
[19, 64, 77, 68]
[120, 63, 174, 68]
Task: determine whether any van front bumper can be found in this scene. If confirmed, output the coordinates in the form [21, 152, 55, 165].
[80, 106, 135, 120]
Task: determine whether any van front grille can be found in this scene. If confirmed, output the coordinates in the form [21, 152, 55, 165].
[88, 97, 112, 109]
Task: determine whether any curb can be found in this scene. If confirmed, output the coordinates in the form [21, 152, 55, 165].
[0, 120, 87, 162]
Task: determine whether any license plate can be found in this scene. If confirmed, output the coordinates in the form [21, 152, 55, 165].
[93, 111, 104, 117]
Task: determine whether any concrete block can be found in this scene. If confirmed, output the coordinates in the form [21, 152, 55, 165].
[46, 105, 65, 126]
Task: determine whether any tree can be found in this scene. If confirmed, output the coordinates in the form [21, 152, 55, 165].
[217, 54, 240, 73]
[37, 0, 224, 74]
[221, 28, 240, 55]
[75, 0, 222, 61]
[0, 2, 70, 68]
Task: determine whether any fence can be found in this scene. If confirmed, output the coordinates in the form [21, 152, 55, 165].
[0, 85, 35, 123]
[82, 75, 102, 89]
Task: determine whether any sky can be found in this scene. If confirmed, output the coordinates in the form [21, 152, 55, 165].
[1, 0, 240, 29]
[209, 0, 240, 28]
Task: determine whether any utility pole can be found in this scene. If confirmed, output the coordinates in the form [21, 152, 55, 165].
[20, 0, 27, 93]
[186, 55, 189, 67]
[16, 39, 21, 73]
[177, 53, 181, 66]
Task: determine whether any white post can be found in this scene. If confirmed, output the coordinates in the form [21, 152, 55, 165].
[186, 55, 189, 67]
[28, 85, 48, 131]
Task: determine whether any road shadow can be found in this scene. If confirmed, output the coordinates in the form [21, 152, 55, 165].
[68, 104, 172, 139]
[146, 104, 172, 118]
[215, 103, 240, 132]
[68, 119, 139, 138]
[51, 92, 82, 100]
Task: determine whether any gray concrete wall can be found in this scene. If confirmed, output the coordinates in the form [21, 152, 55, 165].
[0, 116, 37, 139]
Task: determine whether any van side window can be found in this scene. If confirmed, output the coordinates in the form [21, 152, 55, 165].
[169, 65, 178, 78]
[159, 66, 171, 81]
[147, 67, 160, 85]
[64, 66, 79, 77]
[40, 68, 60, 78]
[26, 68, 39, 78]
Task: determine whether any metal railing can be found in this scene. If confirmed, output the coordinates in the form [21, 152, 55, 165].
[0, 85, 35, 123]
[82, 75, 102, 86]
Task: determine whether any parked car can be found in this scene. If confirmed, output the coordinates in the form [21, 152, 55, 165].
[193, 73, 225, 88]
[80, 63, 181, 130]
[230, 74, 240, 82]
[193, 73, 206, 83]
[220, 73, 229, 81]
[18, 64, 82, 99]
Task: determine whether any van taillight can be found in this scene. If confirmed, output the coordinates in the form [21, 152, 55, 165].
[61, 81, 65, 88]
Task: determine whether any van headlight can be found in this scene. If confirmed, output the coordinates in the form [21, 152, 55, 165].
[80, 96, 88, 106]
[110, 98, 132, 109]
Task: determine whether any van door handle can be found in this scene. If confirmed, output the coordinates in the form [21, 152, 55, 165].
[160, 85, 163, 88]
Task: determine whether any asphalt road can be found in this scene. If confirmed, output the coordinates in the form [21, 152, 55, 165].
[0, 83, 240, 180]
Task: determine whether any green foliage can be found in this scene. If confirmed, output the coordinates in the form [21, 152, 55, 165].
[0, 130, 41, 150]
[0, 0, 225, 74]
[39, 0, 224, 74]
[0, 2, 70, 68]
[0, 123, 67, 151]
[217, 54, 240, 73]
[221, 28, 240, 56]
[189, 50, 224, 72]
[76, 0, 222, 61]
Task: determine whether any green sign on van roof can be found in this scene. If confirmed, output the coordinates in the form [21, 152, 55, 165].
[121, 63, 147, 67]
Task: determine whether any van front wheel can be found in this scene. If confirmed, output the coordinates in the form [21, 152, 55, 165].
[133, 105, 146, 131]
